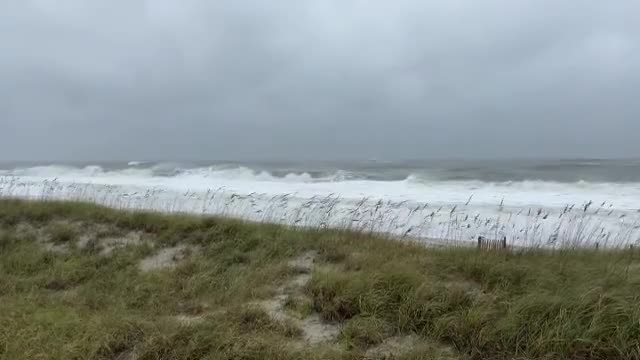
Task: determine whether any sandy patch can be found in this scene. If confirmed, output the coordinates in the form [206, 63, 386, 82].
[290, 273, 312, 288]
[138, 245, 196, 272]
[41, 242, 71, 254]
[14, 222, 39, 238]
[299, 314, 341, 345]
[23, 221, 144, 257]
[173, 314, 206, 326]
[365, 335, 458, 359]
[365, 335, 418, 359]
[254, 251, 340, 347]
[96, 232, 144, 256]
[114, 348, 140, 360]
[13, 222, 70, 254]
[259, 295, 290, 322]
[288, 250, 317, 271]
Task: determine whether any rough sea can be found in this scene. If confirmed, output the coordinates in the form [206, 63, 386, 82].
[2, 159, 640, 247]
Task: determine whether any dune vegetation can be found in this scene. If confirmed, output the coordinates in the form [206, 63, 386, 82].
[1, 199, 639, 359]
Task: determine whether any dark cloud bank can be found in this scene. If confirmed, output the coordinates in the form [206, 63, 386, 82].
[1, 1, 639, 161]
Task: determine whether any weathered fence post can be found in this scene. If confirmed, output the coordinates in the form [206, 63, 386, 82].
[477, 236, 483, 249]
[502, 236, 507, 249]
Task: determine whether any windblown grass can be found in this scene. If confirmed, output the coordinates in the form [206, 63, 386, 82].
[1, 199, 639, 359]
[2, 176, 639, 249]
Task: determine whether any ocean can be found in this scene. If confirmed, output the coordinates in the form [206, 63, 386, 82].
[2, 159, 640, 247]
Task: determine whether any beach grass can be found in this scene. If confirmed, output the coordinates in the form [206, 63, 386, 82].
[1, 199, 639, 359]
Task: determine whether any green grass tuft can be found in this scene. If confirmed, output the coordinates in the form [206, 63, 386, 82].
[1, 199, 639, 359]
[341, 315, 388, 349]
[48, 222, 78, 244]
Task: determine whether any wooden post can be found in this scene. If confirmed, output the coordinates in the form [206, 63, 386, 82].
[502, 236, 507, 249]
[477, 236, 483, 249]
[595, 242, 600, 250]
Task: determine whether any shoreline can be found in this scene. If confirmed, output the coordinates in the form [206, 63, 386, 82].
[2, 186, 636, 250]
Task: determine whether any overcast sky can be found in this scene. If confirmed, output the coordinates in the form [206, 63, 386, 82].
[1, 1, 639, 161]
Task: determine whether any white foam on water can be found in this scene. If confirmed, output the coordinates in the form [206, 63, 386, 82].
[4, 164, 640, 208]
[2, 164, 640, 248]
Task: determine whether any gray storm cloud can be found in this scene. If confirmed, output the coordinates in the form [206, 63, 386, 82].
[1, 0, 639, 161]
